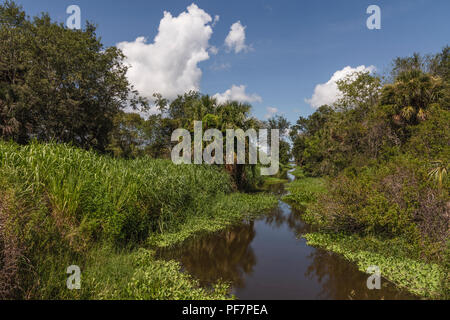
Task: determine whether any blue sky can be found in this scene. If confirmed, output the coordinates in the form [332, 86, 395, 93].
[14, 0, 450, 123]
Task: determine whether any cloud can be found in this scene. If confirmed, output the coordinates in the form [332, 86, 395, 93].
[210, 62, 231, 71]
[225, 21, 250, 53]
[117, 4, 215, 101]
[209, 46, 219, 55]
[267, 107, 278, 114]
[212, 15, 220, 26]
[306, 65, 376, 108]
[214, 85, 262, 104]
[265, 107, 278, 119]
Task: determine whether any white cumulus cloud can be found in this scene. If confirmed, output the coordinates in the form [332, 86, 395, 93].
[225, 21, 250, 53]
[306, 65, 376, 108]
[265, 107, 278, 119]
[117, 4, 215, 102]
[214, 85, 262, 104]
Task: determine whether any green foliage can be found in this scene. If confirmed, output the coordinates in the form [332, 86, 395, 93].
[428, 160, 448, 189]
[289, 167, 306, 179]
[0, 1, 147, 151]
[406, 104, 450, 160]
[265, 115, 291, 164]
[39, 247, 232, 300]
[290, 48, 449, 176]
[0, 141, 232, 243]
[107, 112, 149, 159]
[127, 260, 231, 300]
[0, 141, 277, 299]
[283, 173, 327, 209]
[148, 193, 277, 248]
[109, 90, 277, 190]
[279, 140, 291, 165]
[306, 156, 448, 260]
[335, 71, 381, 112]
[125, 249, 232, 300]
[287, 48, 449, 298]
[304, 232, 449, 299]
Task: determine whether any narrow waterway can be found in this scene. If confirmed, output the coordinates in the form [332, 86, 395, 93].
[159, 171, 416, 300]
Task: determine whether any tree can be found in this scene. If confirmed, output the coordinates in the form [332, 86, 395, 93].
[335, 72, 381, 113]
[0, 1, 147, 151]
[381, 70, 445, 125]
[107, 112, 147, 158]
[391, 52, 425, 80]
[266, 115, 290, 138]
[428, 160, 448, 189]
[290, 106, 334, 166]
[428, 46, 450, 82]
[279, 140, 291, 165]
[265, 115, 291, 165]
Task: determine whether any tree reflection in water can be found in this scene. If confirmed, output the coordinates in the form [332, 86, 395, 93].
[158, 178, 417, 300]
[304, 248, 417, 300]
[158, 223, 257, 288]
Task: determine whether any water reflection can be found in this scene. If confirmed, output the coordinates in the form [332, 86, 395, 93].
[159, 223, 257, 288]
[158, 177, 417, 300]
[304, 249, 415, 300]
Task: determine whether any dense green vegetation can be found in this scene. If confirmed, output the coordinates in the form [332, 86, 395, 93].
[304, 233, 447, 299]
[0, 2, 147, 152]
[1, 0, 448, 300]
[283, 168, 327, 209]
[0, 2, 283, 300]
[288, 48, 449, 298]
[0, 141, 276, 299]
[0, 1, 291, 193]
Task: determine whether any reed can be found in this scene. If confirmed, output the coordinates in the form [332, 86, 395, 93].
[0, 141, 276, 299]
[0, 141, 232, 245]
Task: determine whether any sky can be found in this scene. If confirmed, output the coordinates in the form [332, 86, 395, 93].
[13, 0, 450, 123]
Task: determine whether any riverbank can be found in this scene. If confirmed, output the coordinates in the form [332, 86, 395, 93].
[284, 168, 449, 299]
[0, 141, 277, 299]
[303, 232, 447, 299]
[156, 168, 417, 299]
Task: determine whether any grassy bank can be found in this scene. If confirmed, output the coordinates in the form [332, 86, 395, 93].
[282, 168, 327, 209]
[284, 166, 448, 299]
[148, 193, 277, 247]
[304, 233, 448, 299]
[0, 141, 277, 299]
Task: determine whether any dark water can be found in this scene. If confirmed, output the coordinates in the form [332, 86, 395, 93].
[159, 172, 417, 300]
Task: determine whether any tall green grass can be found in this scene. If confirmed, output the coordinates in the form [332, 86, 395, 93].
[0, 141, 277, 299]
[0, 141, 232, 245]
[282, 170, 327, 209]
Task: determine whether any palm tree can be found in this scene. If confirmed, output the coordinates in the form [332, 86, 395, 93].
[417, 108, 427, 121]
[401, 106, 415, 121]
[428, 160, 448, 189]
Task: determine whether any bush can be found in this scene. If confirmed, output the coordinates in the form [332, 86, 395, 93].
[125, 249, 231, 300]
[283, 176, 327, 209]
[307, 156, 449, 261]
[0, 141, 234, 298]
[0, 141, 232, 243]
[0, 141, 278, 299]
[304, 232, 448, 299]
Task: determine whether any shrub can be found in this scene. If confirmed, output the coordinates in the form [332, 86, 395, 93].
[0, 141, 234, 298]
[307, 156, 449, 261]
